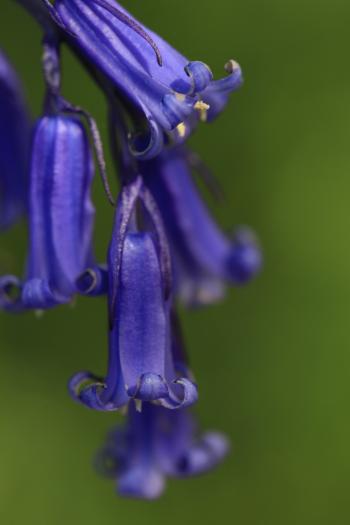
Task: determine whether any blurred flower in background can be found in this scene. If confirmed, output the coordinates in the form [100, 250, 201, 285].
[0, 50, 31, 231]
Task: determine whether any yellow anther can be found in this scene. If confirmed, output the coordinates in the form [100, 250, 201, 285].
[194, 100, 210, 122]
[176, 122, 187, 138]
[175, 93, 186, 102]
[135, 399, 143, 413]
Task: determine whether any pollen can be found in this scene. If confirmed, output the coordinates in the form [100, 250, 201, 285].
[176, 122, 187, 138]
[135, 399, 143, 413]
[175, 93, 187, 102]
[194, 100, 210, 122]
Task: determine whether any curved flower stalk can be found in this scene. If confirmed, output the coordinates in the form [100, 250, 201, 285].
[142, 147, 262, 306]
[0, 114, 95, 311]
[70, 177, 198, 411]
[95, 403, 229, 500]
[0, 50, 31, 230]
[45, 0, 243, 159]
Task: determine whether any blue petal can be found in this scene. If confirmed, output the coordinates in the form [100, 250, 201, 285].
[76, 265, 108, 296]
[118, 464, 165, 500]
[176, 432, 230, 476]
[108, 232, 197, 409]
[143, 147, 261, 305]
[70, 179, 197, 411]
[22, 115, 95, 309]
[162, 93, 195, 130]
[0, 51, 31, 229]
[127, 373, 169, 402]
[96, 404, 229, 499]
[227, 228, 263, 284]
[109, 233, 169, 399]
[22, 278, 62, 309]
[68, 371, 120, 411]
[185, 61, 213, 94]
[129, 116, 164, 160]
[203, 60, 243, 121]
[55, 1, 242, 154]
[0, 275, 23, 312]
[55, 0, 195, 131]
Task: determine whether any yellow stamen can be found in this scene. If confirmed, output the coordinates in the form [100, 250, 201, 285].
[135, 399, 143, 413]
[175, 93, 186, 102]
[194, 100, 210, 122]
[176, 122, 187, 138]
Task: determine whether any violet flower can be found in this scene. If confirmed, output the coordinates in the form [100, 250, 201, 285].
[96, 403, 229, 500]
[70, 177, 198, 411]
[143, 147, 262, 306]
[0, 50, 31, 230]
[0, 115, 95, 310]
[43, 0, 243, 158]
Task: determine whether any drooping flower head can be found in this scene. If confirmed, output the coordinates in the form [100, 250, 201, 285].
[0, 50, 31, 229]
[25, 115, 95, 307]
[142, 146, 262, 305]
[0, 114, 95, 311]
[70, 176, 198, 411]
[38, 0, 244, 159]
[96, 402, 229, 499]
[0, 36, 115, 312]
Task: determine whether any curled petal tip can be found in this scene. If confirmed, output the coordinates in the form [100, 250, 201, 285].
[160, 377, 198, 410]
[0, 276, 23, 312]
[76, 266, 108, 296]
[68, 371, 117, 411]
[185, 61, 213, 94]
[129, 118, 164, 160]
[173, 377, 199, 408]
[224, 59, 241, 74]
[227, 229, 263, 284]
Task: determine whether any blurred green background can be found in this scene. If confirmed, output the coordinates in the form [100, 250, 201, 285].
[1, 0, 350, 523]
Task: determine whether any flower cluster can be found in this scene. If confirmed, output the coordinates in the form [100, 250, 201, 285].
[2, 0, 262, 499]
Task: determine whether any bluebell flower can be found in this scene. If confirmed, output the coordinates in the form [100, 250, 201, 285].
[0, 50, 31, 229]
[95, 402, 229, 499]
[142, 147, 262, 306]
[69, 177, 198, 410]
[5, 2, 261, 501]
[0, 115, 95, 311]
[40, 0, 244, 159]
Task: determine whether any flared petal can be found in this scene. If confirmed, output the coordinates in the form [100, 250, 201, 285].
[203, 60, 243, 121]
